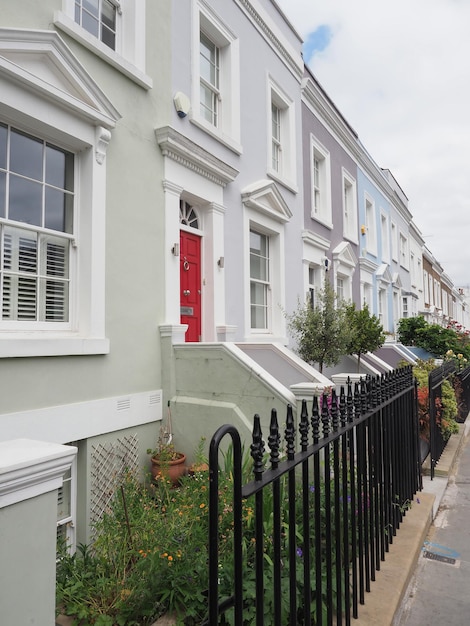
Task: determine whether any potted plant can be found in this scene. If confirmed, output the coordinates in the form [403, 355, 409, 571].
[147, 403, 186, 485]
[147, 441, 187, 486]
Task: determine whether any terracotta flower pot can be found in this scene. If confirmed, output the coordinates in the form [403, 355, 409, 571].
[150, 453, 187, 486]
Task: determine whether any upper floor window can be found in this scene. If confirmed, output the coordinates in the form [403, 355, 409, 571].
[191, 3, 240, 151]
[381, 213, 389, 263]
[200, 32, 220, 127]
[0, 125, 74, 323]
[267, 80, 296, 189]
[250, 230, 270, 330]
[310, 137, 331, 227]
[342, 169, 357, 241]
[410, 252, 416, 287]
[391, 221, 398, 261]
[271, 103, 281, 172]
[399, 233, 409, 269]
[365, 195, 377, 256]
[423, 270, 429, 304]
[54, 0, 150, 88]
[74, 0, 119, 50]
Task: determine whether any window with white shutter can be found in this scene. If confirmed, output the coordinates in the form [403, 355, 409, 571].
[0, 124, 73, 326]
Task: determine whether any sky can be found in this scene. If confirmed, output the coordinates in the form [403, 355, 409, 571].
[276, 0, 470, 287]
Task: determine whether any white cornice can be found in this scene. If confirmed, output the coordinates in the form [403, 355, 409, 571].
[155, 126, 239, 187]
[302, 74, 414, 224]
[234, 0, 303, 81]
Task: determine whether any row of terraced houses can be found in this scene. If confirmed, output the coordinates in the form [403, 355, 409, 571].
[1, 0, 469, 552]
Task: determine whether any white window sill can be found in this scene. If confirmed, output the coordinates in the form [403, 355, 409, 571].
[190, 116, 242, 155]
[343, 232, 359, 245]
[0, 334, 110, 358]
[54, 12, 152, 90]
[311, 214, 333, 230]
[267, 169, 298, 195]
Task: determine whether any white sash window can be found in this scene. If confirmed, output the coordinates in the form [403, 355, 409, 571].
[0, 125, 73, 326]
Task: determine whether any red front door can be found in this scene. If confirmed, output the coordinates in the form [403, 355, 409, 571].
[180, 231, 201, 342]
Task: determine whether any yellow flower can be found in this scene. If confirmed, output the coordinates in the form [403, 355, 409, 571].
[168, 555, 173, 562]
[199, 503, 205, 509]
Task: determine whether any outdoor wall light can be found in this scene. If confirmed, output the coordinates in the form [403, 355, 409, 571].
[217, 256, 225, 268]
[171, 243, 180, 256]
[361, 225, 367, 235]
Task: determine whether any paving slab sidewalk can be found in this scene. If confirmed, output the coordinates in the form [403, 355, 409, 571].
[355, 417, 470, 626]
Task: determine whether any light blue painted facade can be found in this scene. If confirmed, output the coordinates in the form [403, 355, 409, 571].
[356, 168, 394, 330]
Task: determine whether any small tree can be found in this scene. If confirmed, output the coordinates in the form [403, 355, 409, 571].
[286, 275, 350, 373]
[345, 302, 386, 372]
[397, 315, 427, 345]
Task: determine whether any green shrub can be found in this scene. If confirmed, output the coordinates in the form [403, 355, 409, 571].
[412, 359, 459, 441]
[57, 448, 352, 625]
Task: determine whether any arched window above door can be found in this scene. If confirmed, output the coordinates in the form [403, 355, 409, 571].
[180, 200, 199, 229]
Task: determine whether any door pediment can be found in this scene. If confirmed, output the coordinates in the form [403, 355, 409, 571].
[241, 179, 292, 223]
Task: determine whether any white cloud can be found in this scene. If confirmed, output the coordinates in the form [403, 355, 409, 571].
[276, 0, 470, 285]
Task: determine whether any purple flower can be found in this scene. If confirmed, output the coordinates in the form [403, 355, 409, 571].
[296, 547, 303, 558]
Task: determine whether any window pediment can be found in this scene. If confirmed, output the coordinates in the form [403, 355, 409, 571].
[376, 263, 393, 284]
[392, 272, 403, 288]
[332, 241, 357, 269]
[241, 179, 292, 223]
[0, 28, 120, 128]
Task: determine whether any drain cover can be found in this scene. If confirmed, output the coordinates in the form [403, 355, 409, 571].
[423, 550, 456, 565]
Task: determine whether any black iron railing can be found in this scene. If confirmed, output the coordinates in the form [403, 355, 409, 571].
[428, 361, 456, 479]
[206, 366, 421, 625]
